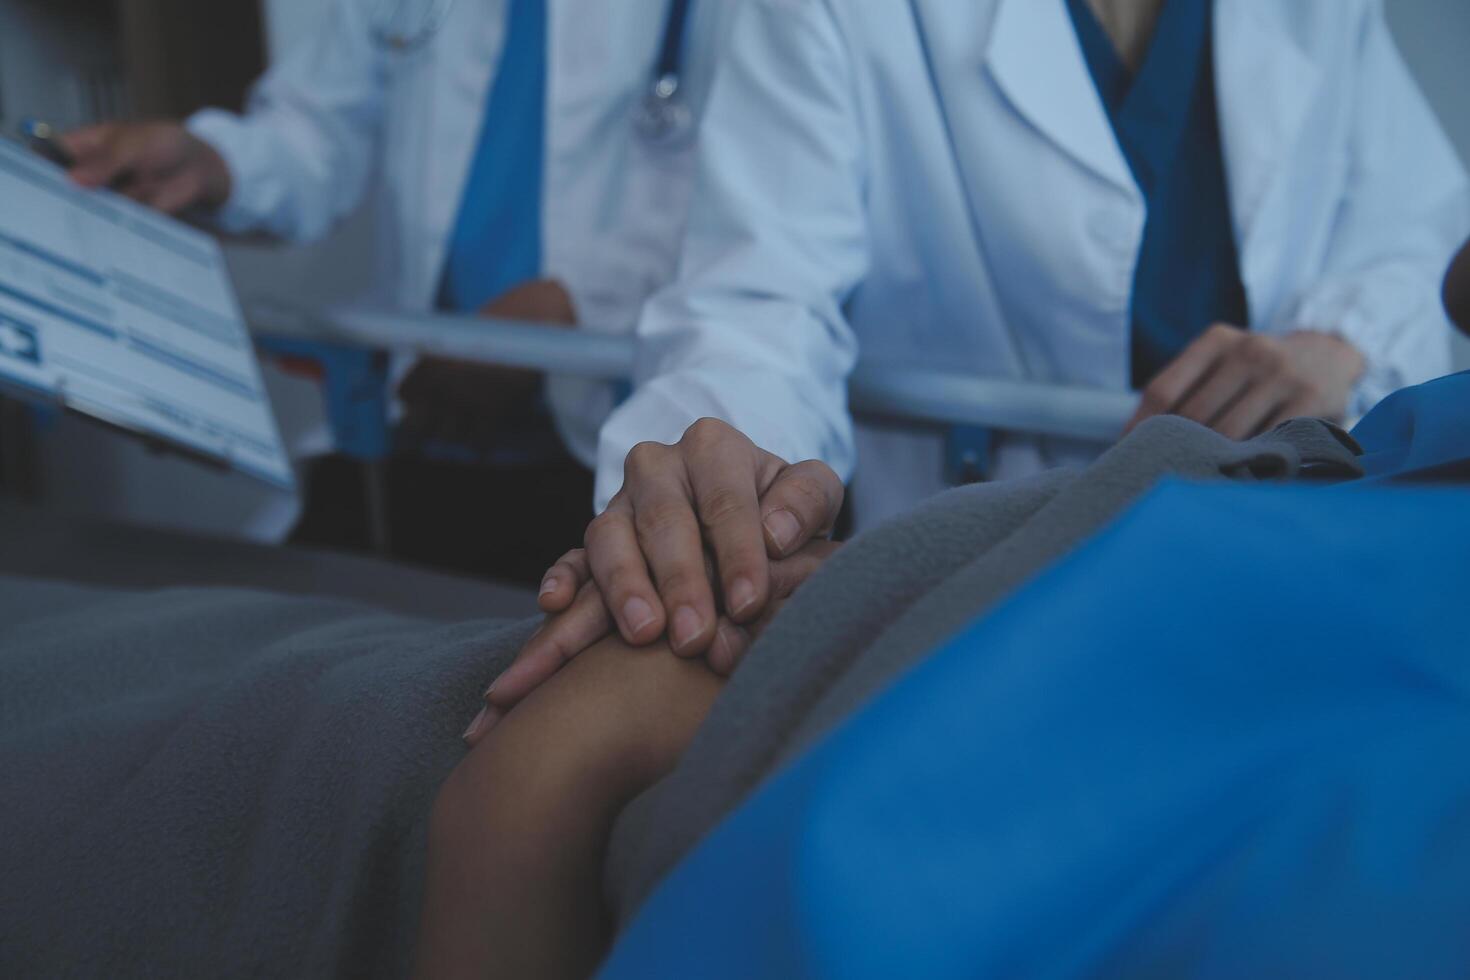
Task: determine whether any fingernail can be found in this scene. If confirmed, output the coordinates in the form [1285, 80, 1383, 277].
[483, 679, 498, 698]
[462, 706, 489, 741]
[718, 620, 740, 655]
[621, 596, 657, 636]
[670, 605, 704, 652]
[714, 621, 750, 673]
[538, 576, 559, 597]
[728, 577, 758, 618]
[763, 510, 801, 554]
[463, 705, 503, 743]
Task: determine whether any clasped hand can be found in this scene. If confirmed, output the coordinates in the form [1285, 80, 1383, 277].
[1127, 324, 1365, 437]
[464, 418, 845, 744]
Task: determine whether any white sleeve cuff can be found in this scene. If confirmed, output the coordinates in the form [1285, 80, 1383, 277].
[593, 372, 853, 513]
[1284, 271, 1453, 423]
[185, 109, 279, 236]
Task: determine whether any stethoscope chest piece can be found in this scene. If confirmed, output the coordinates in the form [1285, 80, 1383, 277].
[370, 0, 458, 52]
[633, 73, 695, 150]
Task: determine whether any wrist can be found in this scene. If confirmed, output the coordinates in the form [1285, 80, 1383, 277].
[193, 137, 234, 211]
[1281, 330, 1366, 419]
[1285, 329, 1365, 374]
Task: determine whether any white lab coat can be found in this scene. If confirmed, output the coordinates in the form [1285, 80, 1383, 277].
[187, 0, 726, 467]
[599, 0, 1470, 526]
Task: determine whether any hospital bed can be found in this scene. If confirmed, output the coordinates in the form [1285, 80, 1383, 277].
[4, 373, 1467, 976]
[245, 302, 1143, 551]
[247, 301, 1141, 444]
[1, 298, 1140, 615]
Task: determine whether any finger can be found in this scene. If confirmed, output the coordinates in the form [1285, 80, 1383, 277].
[465, 583, 614, 746]
[1213, 377, 1295, 441]
[537, 548, 590, 612]
[142, 170, 204, 215]
[1126, 324, 1239, 431]
[59, 124, 114, 161]
[768, 539, 842, 599]
[68, 130, 141, 189]
[706, 544, 833, 678]
[681, 422, 772, 626]
[758, 459, 844, 558]
[626, 438, 720, 654]
[586, 492, 667, 646]
[117, 176, 162, 205]
[705, 618, 753, 677]
[1172, 353, 1256, 428]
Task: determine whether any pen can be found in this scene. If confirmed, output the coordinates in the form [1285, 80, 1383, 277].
[20, 118, 75, 169]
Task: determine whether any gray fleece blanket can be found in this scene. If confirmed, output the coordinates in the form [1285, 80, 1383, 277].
[603, 416, 1363, 921]
[0, 417, 1360, 977]
[0, 584, 534, 978]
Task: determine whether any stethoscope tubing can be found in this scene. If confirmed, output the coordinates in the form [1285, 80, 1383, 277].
[368, 0, 694, 143]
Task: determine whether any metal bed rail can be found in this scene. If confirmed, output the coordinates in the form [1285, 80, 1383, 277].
[246, 302, 1140, 443]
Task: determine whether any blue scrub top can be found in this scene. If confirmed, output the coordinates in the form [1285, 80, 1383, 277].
[1066, 0, 1249, 387]
[437, 0, 547, 312]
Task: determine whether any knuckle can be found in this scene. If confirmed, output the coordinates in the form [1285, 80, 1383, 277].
[541, 624, 585, 661]
[1241, 337, 1283, 370]
[654, 566, 708, 603]
[583, 511, 621, 548]
[1139, 386, 1170, 416]
[682, 416, 729, 452]
[782, 472, 833, 518]
[697, 485, 749, 527]
[633, 498, 692, 539]
[624, 440, 667, 478]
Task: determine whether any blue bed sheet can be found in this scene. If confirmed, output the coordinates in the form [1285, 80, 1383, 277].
[600, 479, 1470, 978]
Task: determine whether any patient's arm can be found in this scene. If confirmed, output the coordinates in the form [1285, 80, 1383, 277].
[466, 539, 842, 743]
[414, 635, 723, 980]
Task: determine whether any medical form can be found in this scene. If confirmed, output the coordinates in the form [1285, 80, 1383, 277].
[0, 137, 292, 489]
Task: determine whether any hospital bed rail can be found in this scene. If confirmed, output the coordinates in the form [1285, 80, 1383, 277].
[247, 302, 1140, 443]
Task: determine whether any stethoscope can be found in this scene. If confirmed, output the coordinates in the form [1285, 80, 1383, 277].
[631, 0, 696, 149]
[369, 0, 695, 148]
[369, 0, 457, 51]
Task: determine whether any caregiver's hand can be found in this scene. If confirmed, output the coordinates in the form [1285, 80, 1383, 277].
[61, 121, 232, 214]
[1127, 325, 1365, 440]
[552, 419, 843, 655]
[465, 538, 841, 744]
[397, 279, 576, 447]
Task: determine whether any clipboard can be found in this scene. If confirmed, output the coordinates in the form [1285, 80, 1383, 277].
[0, 136, 294, 490]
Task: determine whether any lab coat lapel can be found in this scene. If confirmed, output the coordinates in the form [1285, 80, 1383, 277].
[968, 0, 1135, 194]
[903, 0, 1036, 377]
[1214, 0, 1321, 298]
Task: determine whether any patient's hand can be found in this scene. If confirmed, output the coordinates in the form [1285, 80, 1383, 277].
[463, 538, 840, 744]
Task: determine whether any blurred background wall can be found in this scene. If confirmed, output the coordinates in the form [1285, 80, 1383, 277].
[0, 0, 1466, 539]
